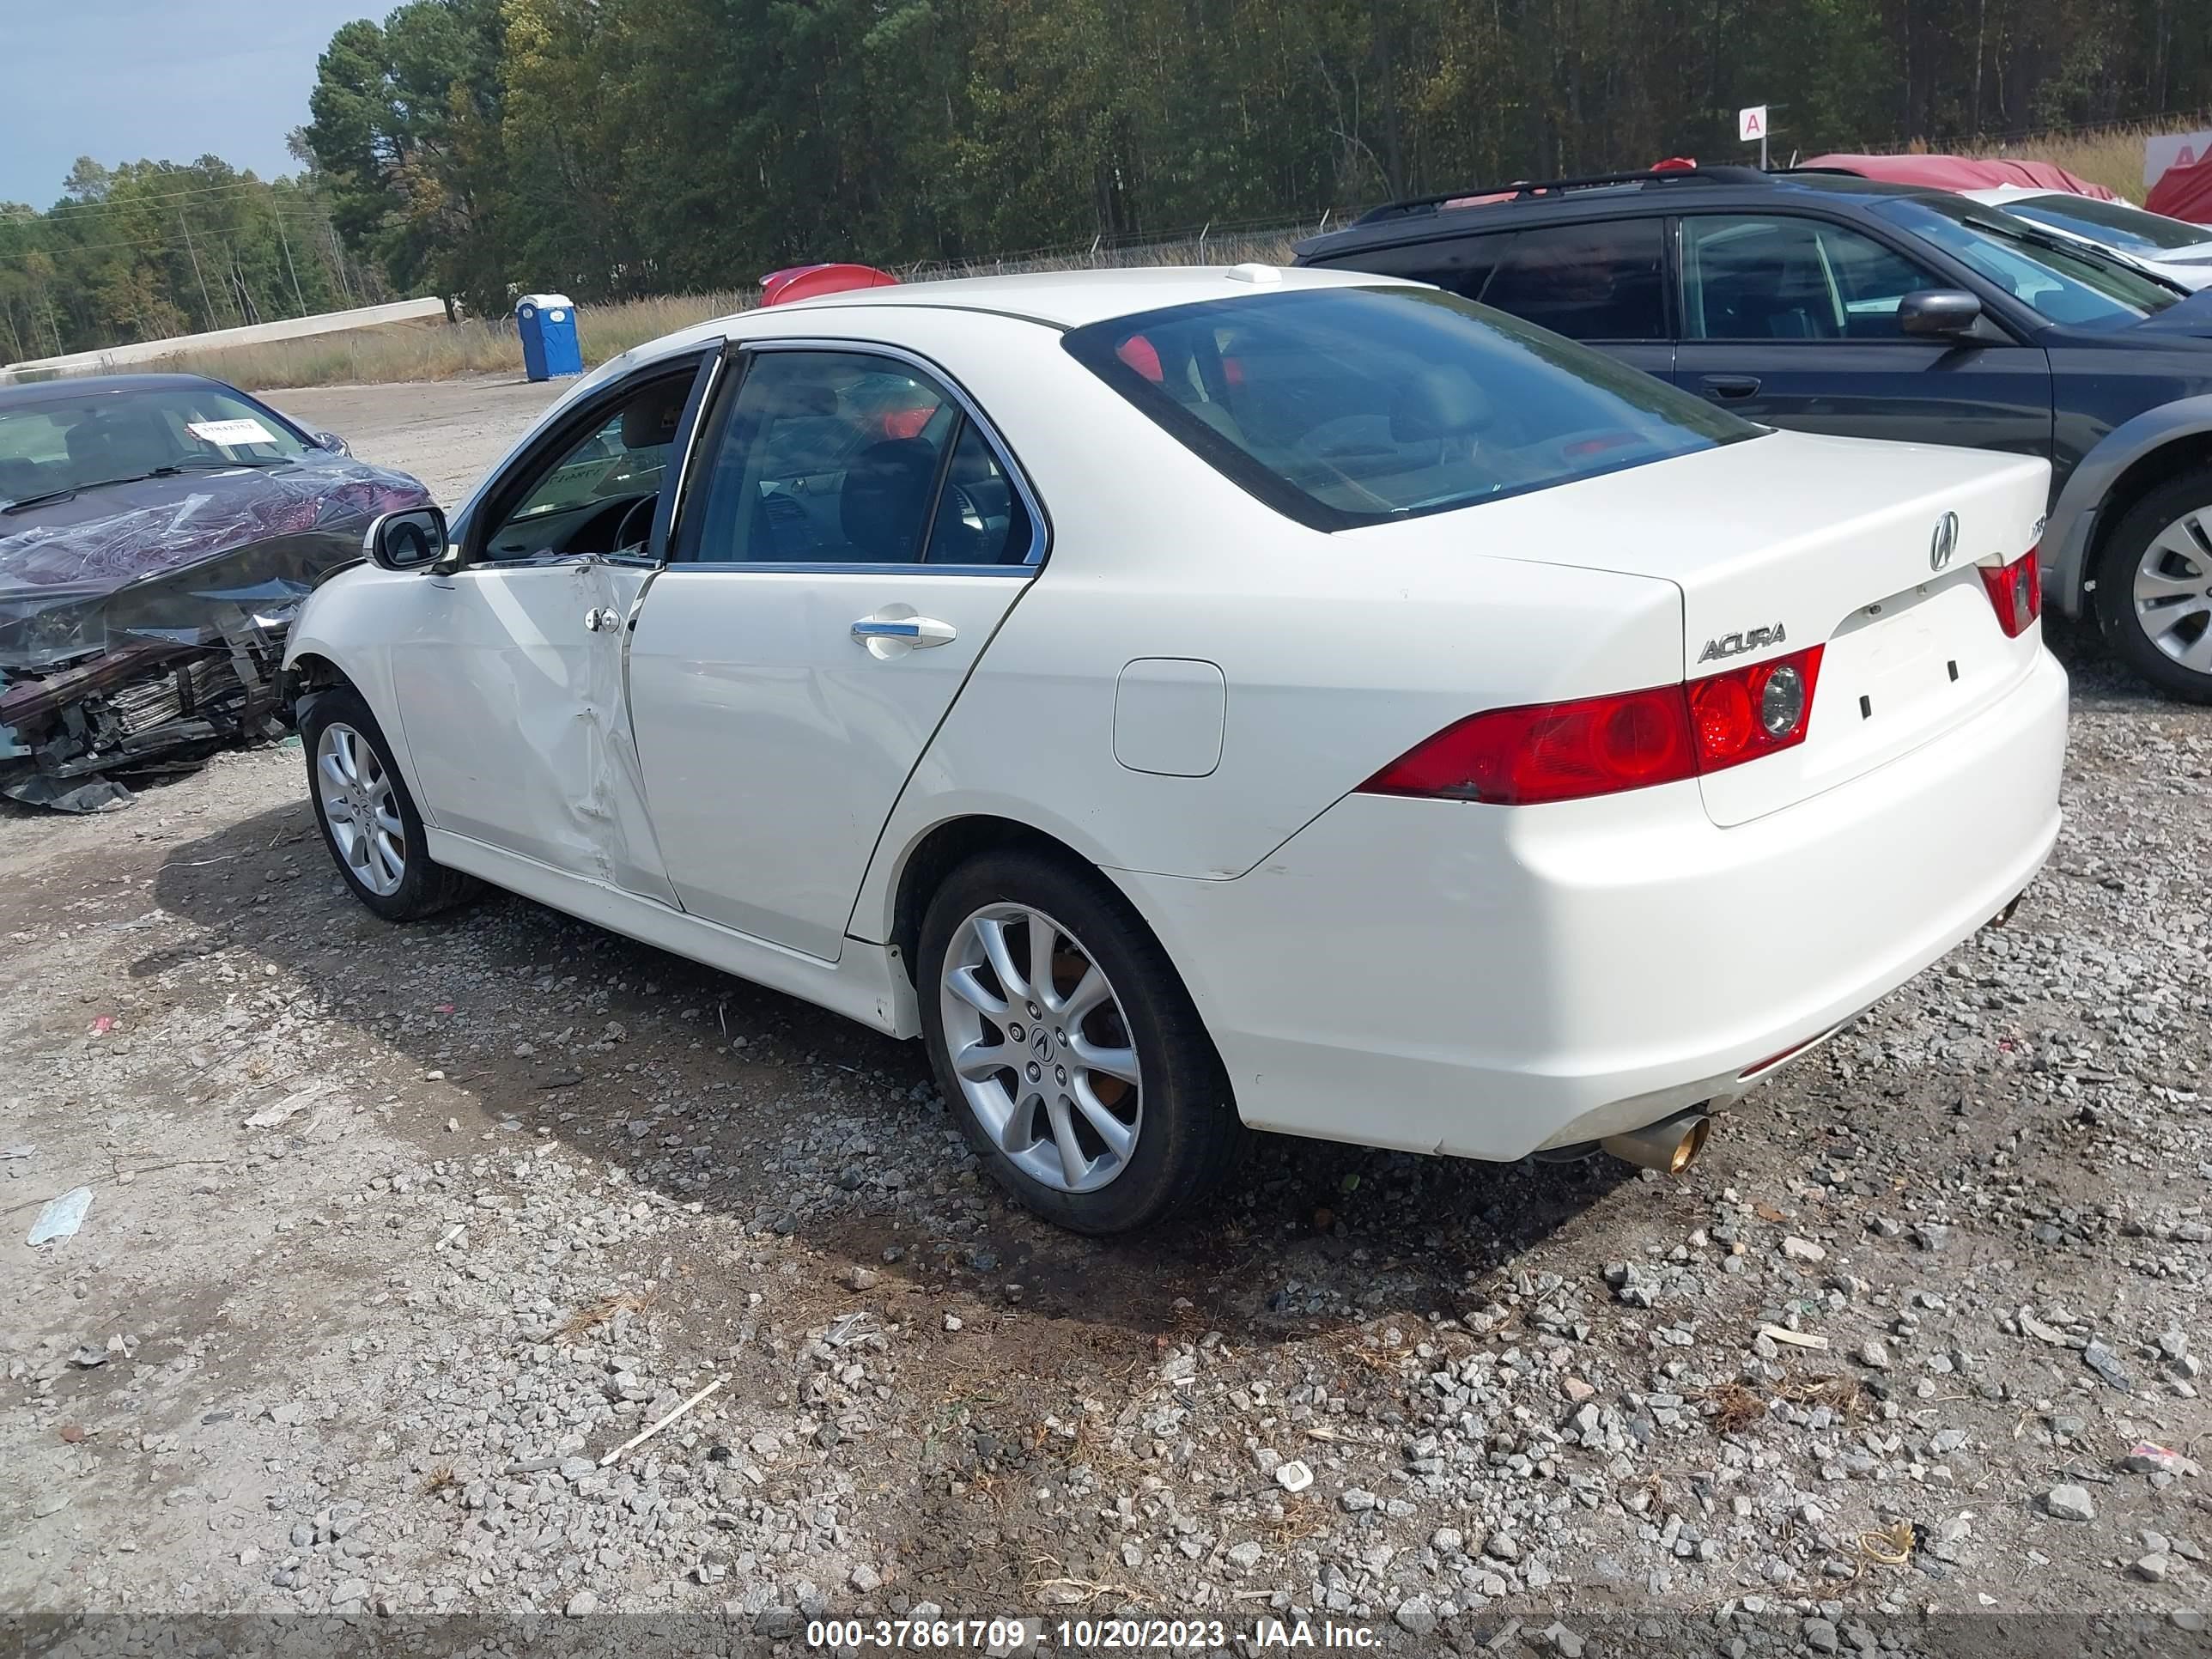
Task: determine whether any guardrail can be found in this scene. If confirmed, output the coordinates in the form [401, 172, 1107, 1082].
[2, 298, 453, 384]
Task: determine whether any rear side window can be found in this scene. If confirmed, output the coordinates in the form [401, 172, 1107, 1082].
[1315, 231, 1516, 305]
[1322, 221, 1667, 342]
[1478, 220, 1668, 341]
[1063, 285, 1759, 532]
[677, 349, 1031, 567]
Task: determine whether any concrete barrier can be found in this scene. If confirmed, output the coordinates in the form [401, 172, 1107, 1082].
[1, 298, 453, 383]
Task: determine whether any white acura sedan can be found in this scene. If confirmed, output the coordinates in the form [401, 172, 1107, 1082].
[284, 265, 2067, 1234]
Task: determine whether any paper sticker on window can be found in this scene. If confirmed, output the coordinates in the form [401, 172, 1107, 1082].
[187, 417, 278, 447]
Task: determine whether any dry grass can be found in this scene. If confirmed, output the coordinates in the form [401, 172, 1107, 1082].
[1933, 117, 2200, 199]
[150, 226, 1315, 392]
[1702, 1370, 1868, 1435]
[554, 1287, 658, 1343]
[155, 290, 751, 392]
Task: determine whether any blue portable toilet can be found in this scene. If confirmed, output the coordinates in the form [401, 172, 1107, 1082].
[515, 293, 582, 381]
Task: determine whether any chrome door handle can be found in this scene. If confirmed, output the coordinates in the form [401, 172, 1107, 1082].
[583, 606, 622, 632]
[851, 616, 957, 647]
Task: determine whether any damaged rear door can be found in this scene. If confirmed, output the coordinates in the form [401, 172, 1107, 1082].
[388, 355, 715, 902]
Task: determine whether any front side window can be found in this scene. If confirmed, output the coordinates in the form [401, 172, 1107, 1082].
[678, 349, 1031, 566]
[1681, 215, 1942, 340]
[1867, 196, 2181, 328]
[1065, 285, 1758, 532]
[480, 367, 698, 560]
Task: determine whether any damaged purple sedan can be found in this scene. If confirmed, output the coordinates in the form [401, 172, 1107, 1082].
[0, 374, 429, 810]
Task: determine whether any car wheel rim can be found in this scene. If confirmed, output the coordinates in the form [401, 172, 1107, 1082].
[2132, 507, 2212, 675]
[315, 722, 406, 896]
[939, 903, 1142, 1194]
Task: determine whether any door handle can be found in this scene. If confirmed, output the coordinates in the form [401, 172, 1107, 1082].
[583, 606, 623, 632]
[1700, 374, 1762, 400]
[851, 616, 956, 647]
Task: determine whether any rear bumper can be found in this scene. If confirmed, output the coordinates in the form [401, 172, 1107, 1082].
[1114, 647, 2068, 1161]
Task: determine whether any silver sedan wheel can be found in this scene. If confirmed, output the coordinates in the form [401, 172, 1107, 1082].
[2133, 507, 2212, 675]
[315, 722, 406, 896]
[939, 903, 1143, 1194]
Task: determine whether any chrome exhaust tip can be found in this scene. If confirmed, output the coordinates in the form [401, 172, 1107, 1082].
[1601, 1109, 1711, 1174]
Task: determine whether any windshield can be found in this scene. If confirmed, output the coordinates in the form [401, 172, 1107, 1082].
[1063, 286, 1760, 531]
[2004, 193, 2212, 256]
[1868, 196, 2181, 328]
[0, 382, 310, 507]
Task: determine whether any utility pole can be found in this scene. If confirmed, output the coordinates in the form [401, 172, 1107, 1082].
[325, 216, 356, 307]
[178, 210, 216, 330]
[275, 210, 307, 314]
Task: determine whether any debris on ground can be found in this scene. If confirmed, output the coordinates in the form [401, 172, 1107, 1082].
[24, 1185, 91, 1246]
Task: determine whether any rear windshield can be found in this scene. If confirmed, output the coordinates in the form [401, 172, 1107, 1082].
[1063, 285, 1759, 531]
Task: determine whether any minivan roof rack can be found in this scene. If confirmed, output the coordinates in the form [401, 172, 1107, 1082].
[1352, 166, 1775, 226]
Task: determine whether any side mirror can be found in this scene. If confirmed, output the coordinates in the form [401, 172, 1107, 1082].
[365, 506, 451, 571]
[1898, 289, 1984, 338]
[312, 430, 351, 456]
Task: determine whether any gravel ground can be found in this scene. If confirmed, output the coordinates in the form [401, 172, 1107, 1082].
[3, 384, 2209, 1656]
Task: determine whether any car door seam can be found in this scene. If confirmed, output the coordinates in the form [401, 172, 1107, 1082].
[839, 571, 1046, 946]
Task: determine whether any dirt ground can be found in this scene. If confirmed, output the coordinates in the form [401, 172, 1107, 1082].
[272, 375, 568, 506]
[4, 380, 2210, 1656]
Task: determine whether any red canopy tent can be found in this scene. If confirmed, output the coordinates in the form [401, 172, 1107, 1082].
[2146, 155, 2212, 227]
[1800, 153, 2121, 201]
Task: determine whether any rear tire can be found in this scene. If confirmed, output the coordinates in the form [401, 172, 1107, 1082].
[2092, 468, 2212, 703]
[300, 683, 478, 921]
[917, 848, 1245, 1236]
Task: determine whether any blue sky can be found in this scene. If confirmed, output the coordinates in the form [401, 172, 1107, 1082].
[2, 1, 379, 205]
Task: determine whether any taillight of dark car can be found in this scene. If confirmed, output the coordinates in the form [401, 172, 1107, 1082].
[1358, 646, 1825, 806]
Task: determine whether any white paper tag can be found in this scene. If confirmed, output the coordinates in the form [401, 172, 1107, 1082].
[187, 417, 278, 447]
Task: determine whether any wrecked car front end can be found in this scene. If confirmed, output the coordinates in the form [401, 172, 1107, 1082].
[0, 463, 429, 810]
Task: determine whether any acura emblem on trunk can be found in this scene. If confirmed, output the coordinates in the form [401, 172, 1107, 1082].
[1698, 623, 1787, 663]
[1929, 511, 1960, 571]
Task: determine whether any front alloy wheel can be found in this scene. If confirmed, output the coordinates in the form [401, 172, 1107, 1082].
[939, 903, 1144, 1194]
[298, 681, 477, 921]
[316, 722, 406, 896]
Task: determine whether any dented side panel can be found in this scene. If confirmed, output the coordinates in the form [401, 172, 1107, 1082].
[386, 556, 678, 906]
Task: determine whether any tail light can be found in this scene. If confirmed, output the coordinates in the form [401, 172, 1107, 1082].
[1358, 645, 1824, 807]
[1978, 547, 2042, 639]
[1686, 646, 1822, 771]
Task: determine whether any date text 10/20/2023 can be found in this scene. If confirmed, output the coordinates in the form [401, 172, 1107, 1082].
[805, 1619, 1380, 1650]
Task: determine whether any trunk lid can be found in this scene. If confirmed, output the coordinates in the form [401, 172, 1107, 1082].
[1462, 429, 2051, 826]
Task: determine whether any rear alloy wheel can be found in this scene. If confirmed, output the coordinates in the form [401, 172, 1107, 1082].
[2094, 470, 2212, 702]
[939, 902, 1144, 1195]
[300, 683, 478, 921]
[919, 849, 1244, 1235]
